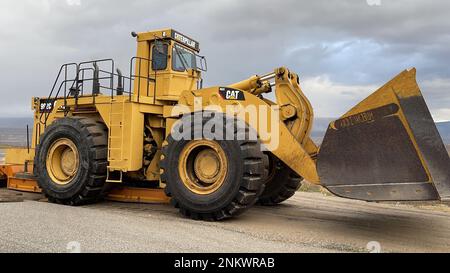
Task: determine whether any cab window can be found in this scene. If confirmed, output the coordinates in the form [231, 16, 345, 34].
[152, 43, 168, 70]
[172, 45, 196, 71]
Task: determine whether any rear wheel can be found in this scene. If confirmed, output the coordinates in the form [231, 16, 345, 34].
[160, 113, 266, 220]
[35, 117, 108, 205]
[258, 154, 303, 205]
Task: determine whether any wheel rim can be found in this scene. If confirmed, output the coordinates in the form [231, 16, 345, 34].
[264, 154, 277, 183]
[46, 138, 80, 185]
[178, 140, 228, 195]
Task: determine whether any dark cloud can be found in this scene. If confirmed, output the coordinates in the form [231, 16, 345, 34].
[0, 0, 449, 120]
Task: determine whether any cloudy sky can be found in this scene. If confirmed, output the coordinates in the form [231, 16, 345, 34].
[0, 0, 449, 121]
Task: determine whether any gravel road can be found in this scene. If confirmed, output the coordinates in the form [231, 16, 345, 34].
[1, 188, 450, 253]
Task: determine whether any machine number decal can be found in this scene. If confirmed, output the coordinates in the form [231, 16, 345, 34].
[334, 103, 400, 130]
[339, 111, 375, 128]
[219, 88, 245, 101]
[39, 99, 55, 113]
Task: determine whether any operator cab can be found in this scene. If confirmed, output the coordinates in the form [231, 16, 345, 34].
[132, 29, 207, 102]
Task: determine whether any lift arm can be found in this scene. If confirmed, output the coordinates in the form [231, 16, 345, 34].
[226, 67, 320, 183]
[228, 67, 319, 156]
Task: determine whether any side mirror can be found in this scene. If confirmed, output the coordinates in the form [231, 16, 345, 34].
[195, 55, 207, 72]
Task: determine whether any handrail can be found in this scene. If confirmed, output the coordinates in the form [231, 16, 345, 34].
[40, 57, 156, 126]
[129, 56, 156, 102]
[39, 63, 78, 126]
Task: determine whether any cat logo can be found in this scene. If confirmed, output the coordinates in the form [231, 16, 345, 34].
[226, 90, 239, 100]
[219, 87, 245, 101]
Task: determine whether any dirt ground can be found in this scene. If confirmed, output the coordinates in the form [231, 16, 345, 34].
[1, 188, 450, 253]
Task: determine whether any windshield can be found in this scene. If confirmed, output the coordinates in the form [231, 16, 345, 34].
[173, 45, 196, 71]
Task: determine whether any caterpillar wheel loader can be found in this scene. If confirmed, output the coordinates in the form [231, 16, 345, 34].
[1, 28, 449, 221]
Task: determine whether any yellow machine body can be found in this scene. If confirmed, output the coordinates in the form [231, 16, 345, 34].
[1, 28, 449, 210]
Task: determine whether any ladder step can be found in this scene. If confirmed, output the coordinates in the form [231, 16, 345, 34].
[106, 179, 123, 183]
[106, 169, 123, 183]
[108, 100, 126, 163]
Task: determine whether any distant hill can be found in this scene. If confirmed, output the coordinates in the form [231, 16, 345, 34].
[310, 117, 334, 143]
[312, 119, 450, 144]
[0, 117, 33, 129]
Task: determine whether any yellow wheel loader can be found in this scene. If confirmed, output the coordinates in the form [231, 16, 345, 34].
[0, 29, 449, 220]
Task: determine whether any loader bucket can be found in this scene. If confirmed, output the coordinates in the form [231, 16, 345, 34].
[317, 68, 450, 201]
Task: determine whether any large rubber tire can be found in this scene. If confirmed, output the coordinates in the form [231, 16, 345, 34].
[258, 155, 303, 206]
[160, 113, 266, 221]
[35, 117, 108, 205]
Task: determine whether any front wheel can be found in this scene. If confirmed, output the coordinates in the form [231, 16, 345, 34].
[258, 154, 303, 205]
[160, 113, 266, 221]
